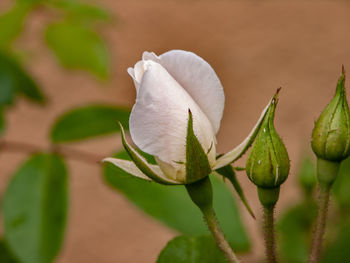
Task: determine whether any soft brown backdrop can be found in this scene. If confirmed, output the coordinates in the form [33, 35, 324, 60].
[1, 0, 350, 262]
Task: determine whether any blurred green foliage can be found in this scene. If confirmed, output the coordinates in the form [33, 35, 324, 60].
[157, 235, 228, 263]
[0, 240, 17, 263]
[0, 3, 28, 49]
[3, 154, 68, 263]
[0, 52, 45, 105]
[277, 155, 350, 263]
[45, 21, 110, 79]
[49, 0, 111, 22]
[51, 105, 130, 143]
[0, 0, 114, 262]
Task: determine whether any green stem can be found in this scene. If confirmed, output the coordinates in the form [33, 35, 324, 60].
[308, 185, 331, 263]
[186, 177, 240, 263]
[202, 207, 241, 263]
[263, 206, 277, 263]
[257, 187, 279, 263]
[308, 158, 339, 263]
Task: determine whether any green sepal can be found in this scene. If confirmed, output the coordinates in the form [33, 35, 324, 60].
[185, 110, 211, 184]
[119, 123, 179, 185]
[216, 165, 255, 219]
[214, 93, 275, 169]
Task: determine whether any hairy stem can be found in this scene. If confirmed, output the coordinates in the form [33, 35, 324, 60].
[308, 185, 331, 263]
[0, 140, 103, 164]
[263, 206, 277, 263]
[203, 208, 241, 263]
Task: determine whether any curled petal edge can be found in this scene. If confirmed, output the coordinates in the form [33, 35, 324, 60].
[213, 90, 280, 170]
[118, 123, 181, 185]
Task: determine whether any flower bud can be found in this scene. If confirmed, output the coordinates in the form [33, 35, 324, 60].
[311, 67, 350, 162]
[246, 90, 290, 190]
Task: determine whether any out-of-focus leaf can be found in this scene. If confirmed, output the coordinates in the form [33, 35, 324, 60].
[0, 108, 5, 135]
[51, 105, 130, 143]
[320, 222, 350, 263]
[277, 201, 317, 263]
[0, 4, 28, 49]
[157, 235, 227, 263]
[333, 156, 350, 210]
[104, 151, 250, 252]
[45, 21, 109, 79]
[0, 69, 15, 105]
[0, 52, 45, 104]
[2, 154, 68, 263]
[0, 240, 18, 263]
[48, 0, 111, 22]
[297, 157, 316, 196]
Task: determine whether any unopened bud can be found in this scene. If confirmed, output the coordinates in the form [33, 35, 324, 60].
[311, 67, 350, 162]
[246, 90, 290, 190]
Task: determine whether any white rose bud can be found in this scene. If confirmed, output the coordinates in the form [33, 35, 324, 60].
[104, 50, 278, 185]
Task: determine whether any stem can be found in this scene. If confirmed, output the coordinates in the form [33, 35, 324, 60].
[203, 207, 241, 263]
[0, 140, 103, 164]
[308, 158, 339, 263]
[263, 206, 277, 263]
[308, 185, 331, 263]
[186, 177, 240, 263]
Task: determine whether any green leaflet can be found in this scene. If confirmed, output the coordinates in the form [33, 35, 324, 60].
[0, 52, 45, 104]
[0, 3, 29, 49]
[45, 21, 109, 79]
[2, 154, 68, 263]
[50, 105, 130, 143]
[157, 235, 228, 263]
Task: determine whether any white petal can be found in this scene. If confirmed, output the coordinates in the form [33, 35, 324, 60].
[103, 157, 152, 181]
[156, 50, 225, 134]
[129, 60, 216, 179]
[142, 51, 160, 63]
[213, 99, 272, 170]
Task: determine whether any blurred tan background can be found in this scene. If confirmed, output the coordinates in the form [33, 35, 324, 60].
[1, 0, 350, 262]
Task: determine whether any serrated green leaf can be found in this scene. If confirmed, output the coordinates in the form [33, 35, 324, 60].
[104, 151, 250, 252]
[0, 52, 45, 104]
[2, 153, 68, 263]
[51, 105, 130, 143]
[45, 21, 109, 79]
[0, 4, 28, 49]
[157, 235, 228, 263]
